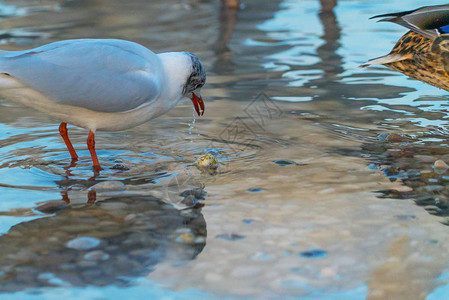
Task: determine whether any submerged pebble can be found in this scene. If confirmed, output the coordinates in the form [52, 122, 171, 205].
[377, 132, 412, 142]
[434, 160, 449, 174]
[395, 215, 416, 221]
[299, 249, 327, 258]
[89, 181, 126, 192]
[196, 154, 219, 169]
[37, 273, 68, 286]
[426, 240, 440, 246]
[69, 184, 87, 191]
[434, 159, 448, 168]
[35, 201, 69, 214]
[111, 163, 130, 171]
[422, 185, 445, 193]
[66, 237, 101, 250]
[216, 233, 245, 241]
[84, 250, 110, 261]
[274, 160, 295, 166]
[180, 188, 207, 200]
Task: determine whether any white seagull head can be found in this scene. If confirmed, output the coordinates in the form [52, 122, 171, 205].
[158, 51, 206, 117]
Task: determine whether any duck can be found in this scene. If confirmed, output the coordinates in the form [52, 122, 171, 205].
[362, 4, 449, 92]
[0, 39, 206, 170]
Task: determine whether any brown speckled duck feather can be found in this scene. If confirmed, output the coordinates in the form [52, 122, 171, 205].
[363, 4, 449, 92]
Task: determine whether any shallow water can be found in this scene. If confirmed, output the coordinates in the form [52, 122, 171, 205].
[2, 0, 449, 298]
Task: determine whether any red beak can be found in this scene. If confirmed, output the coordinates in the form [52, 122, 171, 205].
[190, 92, 205, 116]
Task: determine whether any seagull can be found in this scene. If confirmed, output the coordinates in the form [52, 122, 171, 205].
[0, 39, 206, 170]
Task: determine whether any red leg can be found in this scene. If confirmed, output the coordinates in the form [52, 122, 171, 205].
[61, 190, 70, 204]
[88, 190, 97, 204]
[59, 122, 78, 160]
[87, 130, 103, 170]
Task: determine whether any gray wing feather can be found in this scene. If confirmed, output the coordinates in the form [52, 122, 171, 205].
[0, 39, 162, 113]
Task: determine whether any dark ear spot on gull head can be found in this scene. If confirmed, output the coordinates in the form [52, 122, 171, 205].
[182, 52, 206, 96]
[183, 52, 206, 116]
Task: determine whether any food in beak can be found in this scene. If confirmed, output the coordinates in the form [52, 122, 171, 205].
[190, 92, 205, 116]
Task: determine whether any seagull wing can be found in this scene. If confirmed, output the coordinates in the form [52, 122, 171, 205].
[0, 39, 162, 113]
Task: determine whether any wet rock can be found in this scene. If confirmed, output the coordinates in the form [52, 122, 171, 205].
[415, 155, 437, 163]
[128, 249, 156, 258]
[124, 214, 137, 222]
[216, 233, 245, 241]
[377, 132, 412, 142]
[69, 184, 87, 191]
[424, 205, 441, 214]
[426, 239, 439, 245]
[111, 163, 130, 171]
[89, 181, 126, 193]
[37, 273, 68, 286]
[394, 185, 413, 193]
[77, 260, 98, 268]
[8, 249, 37, 263]
[434, 159, 448, 169]
[84, 250, 110, 261]
[35, 201, 69, 214]
[382, 166, 399, 180]
[274, 159, 295, 166]
[434, 160, 449, 174]
[196, 154, 219, 169]
[422, 185, 445, 193]
[66, 237, 101, 250]
[60, 224, 98, 234]
[58, 264, 76, 271]
[299, 249, 327, 258]
[81, 268, 103, 280]
[395, 215, 416, 221]
[180, 188, 206, 200]
[385, 149, 412, 159]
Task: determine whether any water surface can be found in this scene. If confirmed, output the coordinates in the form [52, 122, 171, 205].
[1, 0, 449, 299]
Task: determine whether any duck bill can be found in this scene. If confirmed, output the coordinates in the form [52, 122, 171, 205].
[190, 92, 205, 116]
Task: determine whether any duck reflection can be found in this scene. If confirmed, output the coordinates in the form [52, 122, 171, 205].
[0, 191, 206, 292]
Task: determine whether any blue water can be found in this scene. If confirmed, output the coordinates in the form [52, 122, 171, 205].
[1, 0, 449, 298]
